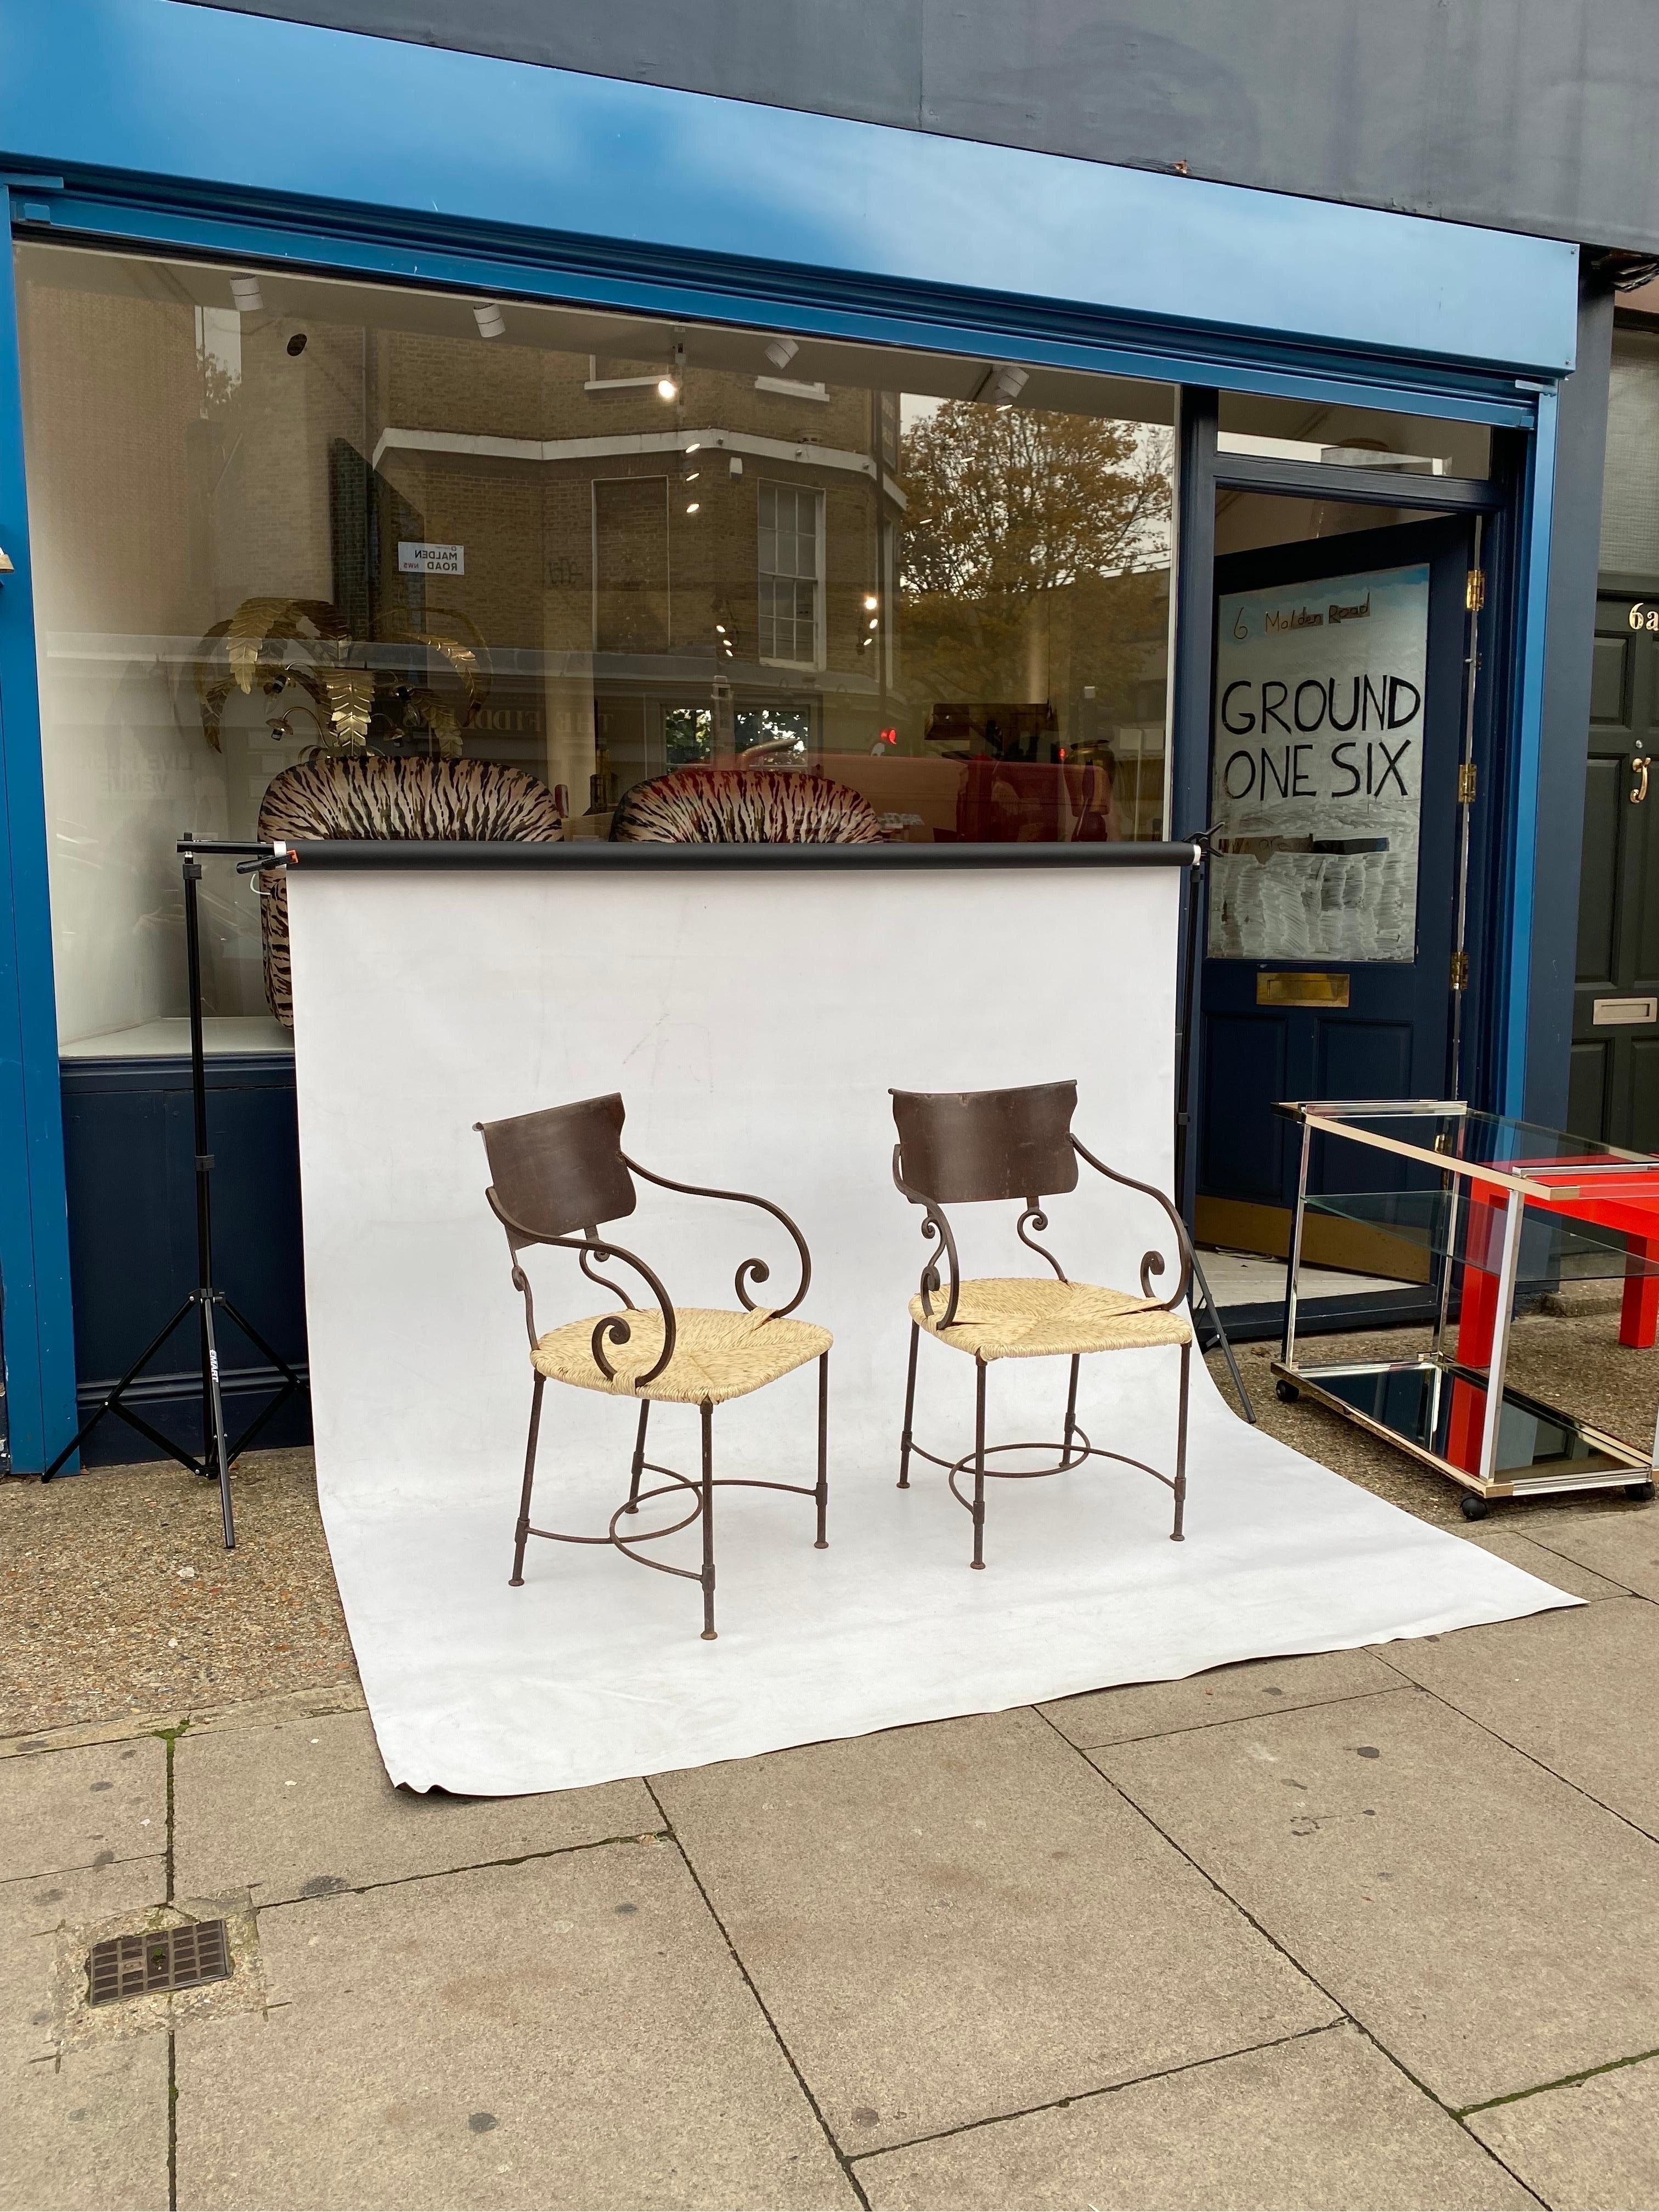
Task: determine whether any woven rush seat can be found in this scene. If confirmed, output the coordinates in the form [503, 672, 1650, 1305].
[910, 1276, 1194, 1361]
[534, 1305, 833, 1404]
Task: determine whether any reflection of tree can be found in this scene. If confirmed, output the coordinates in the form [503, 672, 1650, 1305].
[896, 406, 1171, 723]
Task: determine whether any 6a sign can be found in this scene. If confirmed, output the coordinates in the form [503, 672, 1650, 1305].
[1629, 603, 1659, 631]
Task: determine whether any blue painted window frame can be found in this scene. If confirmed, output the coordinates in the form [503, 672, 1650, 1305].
[0, 7, 1565, 1467]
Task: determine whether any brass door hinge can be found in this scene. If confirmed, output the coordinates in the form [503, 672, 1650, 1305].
[1457, 761, 1477, 805]
[1466, 569, 1486, 613]
[1450, 951, 1470, 991]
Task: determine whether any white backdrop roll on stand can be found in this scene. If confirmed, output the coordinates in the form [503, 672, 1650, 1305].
[286, 851, 1572, 1796]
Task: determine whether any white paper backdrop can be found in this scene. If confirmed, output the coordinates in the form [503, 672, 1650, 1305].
[286, 860, 1571, 1795]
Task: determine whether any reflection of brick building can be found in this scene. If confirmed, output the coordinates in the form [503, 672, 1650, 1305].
[355, 341, 901, 829]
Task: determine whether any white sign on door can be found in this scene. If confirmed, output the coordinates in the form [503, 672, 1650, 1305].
[397, 541, 465, 576]
[1209, 562, 1430, 964]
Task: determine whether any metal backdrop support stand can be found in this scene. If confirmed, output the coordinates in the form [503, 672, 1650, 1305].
[1175, 833, 1255, 1423]
[41, 839, 301, 1546]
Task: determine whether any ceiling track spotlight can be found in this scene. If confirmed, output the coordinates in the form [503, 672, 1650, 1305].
[989, 362, 1029, 409]
[764, 336, 799, 371]
[473, 302, 507, 339]
[229, 276, 264, 314]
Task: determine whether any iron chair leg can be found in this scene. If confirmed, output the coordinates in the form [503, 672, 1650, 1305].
[898, 1321, 920, 1488]
[510, 1373, 546, 1587]
[625, 1400, 651, 1513]
[1171, 1341, 1191, 1543]
[971, 1356, 988, 1569]
[1060, 1354, 1081, 1470]
[815, 1351, 830, 1547]
[700, 1399, 717, 1640]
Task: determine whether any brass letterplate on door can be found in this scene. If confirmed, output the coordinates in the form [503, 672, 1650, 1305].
[1593, 995, 1659, 1027]
[1256, 971, 1351, 1008]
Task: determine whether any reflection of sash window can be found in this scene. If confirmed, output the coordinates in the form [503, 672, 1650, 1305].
[758, 482, 823, 668]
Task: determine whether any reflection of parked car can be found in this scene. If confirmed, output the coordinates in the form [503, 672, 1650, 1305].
[958, 758, 1118, 842]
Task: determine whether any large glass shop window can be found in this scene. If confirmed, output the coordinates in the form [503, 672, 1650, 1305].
[16, 245, 1176, 1053]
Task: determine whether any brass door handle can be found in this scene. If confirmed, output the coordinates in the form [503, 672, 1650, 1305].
[1633, 755, 1651, 805]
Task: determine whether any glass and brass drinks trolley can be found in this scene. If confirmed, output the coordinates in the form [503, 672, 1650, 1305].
[1271, 1100, 1659, 1518]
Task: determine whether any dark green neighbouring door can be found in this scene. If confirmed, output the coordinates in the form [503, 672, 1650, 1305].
[1571, 590, 1659, 1147]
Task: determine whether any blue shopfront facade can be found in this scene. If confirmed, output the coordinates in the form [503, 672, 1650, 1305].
[0, 0, 1581, 1470]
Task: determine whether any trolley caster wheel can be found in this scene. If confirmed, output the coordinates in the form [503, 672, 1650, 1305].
[1275, 1380, 1300, 1404]
[1459, 1493, 1490, 1522]
[1626, 1480, 1656, 1502]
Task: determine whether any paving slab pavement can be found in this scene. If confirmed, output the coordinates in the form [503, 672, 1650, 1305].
[1459, 1525, 1632, 1599]
[652, 1705, 1337, 2157]
[1095, 1684, 1659, 2109]
[0, 1856, 167, 2063]
[173, 1838, 856, 2212]
[3, 2038, 170, 2212]
[1510, 1501, 1659, 1602]
[1383, 1597, 1659, 1840]
[6, 1387, 1659, 2211]
[0, 1737, 166, 1880]
[174, 1706, 658, 1905]
[856, 2022, 1535, 2211]
[1467, 2054, 1659, 2210]
[1040, 1645, 1402, 1749]
[1, 1855, 171, 2212]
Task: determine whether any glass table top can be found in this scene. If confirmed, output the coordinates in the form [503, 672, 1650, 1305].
[1282, 1100, 1658, 1193]
[1304, 1188, 1659, 1281]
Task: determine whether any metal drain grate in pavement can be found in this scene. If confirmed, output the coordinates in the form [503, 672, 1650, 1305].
[88, 1921, 231, 2005]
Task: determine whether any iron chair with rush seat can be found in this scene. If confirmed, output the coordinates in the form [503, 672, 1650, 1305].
[891, 1080, 1195, 1566]
[476, 1094, 832, 1639]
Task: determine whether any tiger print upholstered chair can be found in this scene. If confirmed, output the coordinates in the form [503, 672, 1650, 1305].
[891, 1080, 1195, 1568]
[477, 1093, 832, 1640]
[609, 766, 882, 844]
[255, 754, 563, 1023]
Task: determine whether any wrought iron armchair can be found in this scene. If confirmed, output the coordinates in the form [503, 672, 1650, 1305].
[891, 1080, 1194, 1567]
[477, 1094, 831, 1639]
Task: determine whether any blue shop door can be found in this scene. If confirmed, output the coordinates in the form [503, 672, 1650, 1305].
[1196, 514, 1474, 1271]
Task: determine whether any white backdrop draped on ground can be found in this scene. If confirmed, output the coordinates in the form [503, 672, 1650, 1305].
[286, 858, 1572, 1797]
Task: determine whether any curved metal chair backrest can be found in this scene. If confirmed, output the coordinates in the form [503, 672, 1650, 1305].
[890, 1080, 1081, 1204]
[477, 1093, 636, 1244]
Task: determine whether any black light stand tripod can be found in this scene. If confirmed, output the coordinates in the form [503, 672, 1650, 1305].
[42, 839, 302, 1547]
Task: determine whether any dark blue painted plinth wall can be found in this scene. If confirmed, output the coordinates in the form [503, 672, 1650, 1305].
[59, 1056, 310, 1468]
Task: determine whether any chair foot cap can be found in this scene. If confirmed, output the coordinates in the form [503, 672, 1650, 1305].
[814, 1538, 828, 1549]
[970, 1559, 986, 1570]
[1170, 1532, 1186, 1542]
[701, 1628, 718, 1640]
[508, 1575, 524, 1587]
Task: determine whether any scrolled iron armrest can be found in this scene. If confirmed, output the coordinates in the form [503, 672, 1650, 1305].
[623, 1152, 811, 1318]
[483, 1186, 679, 1386]
[1015, 1201, 1067, 1282]
[892, 1145, 963, 1331]
[1070, 1135, 1195, 1312]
